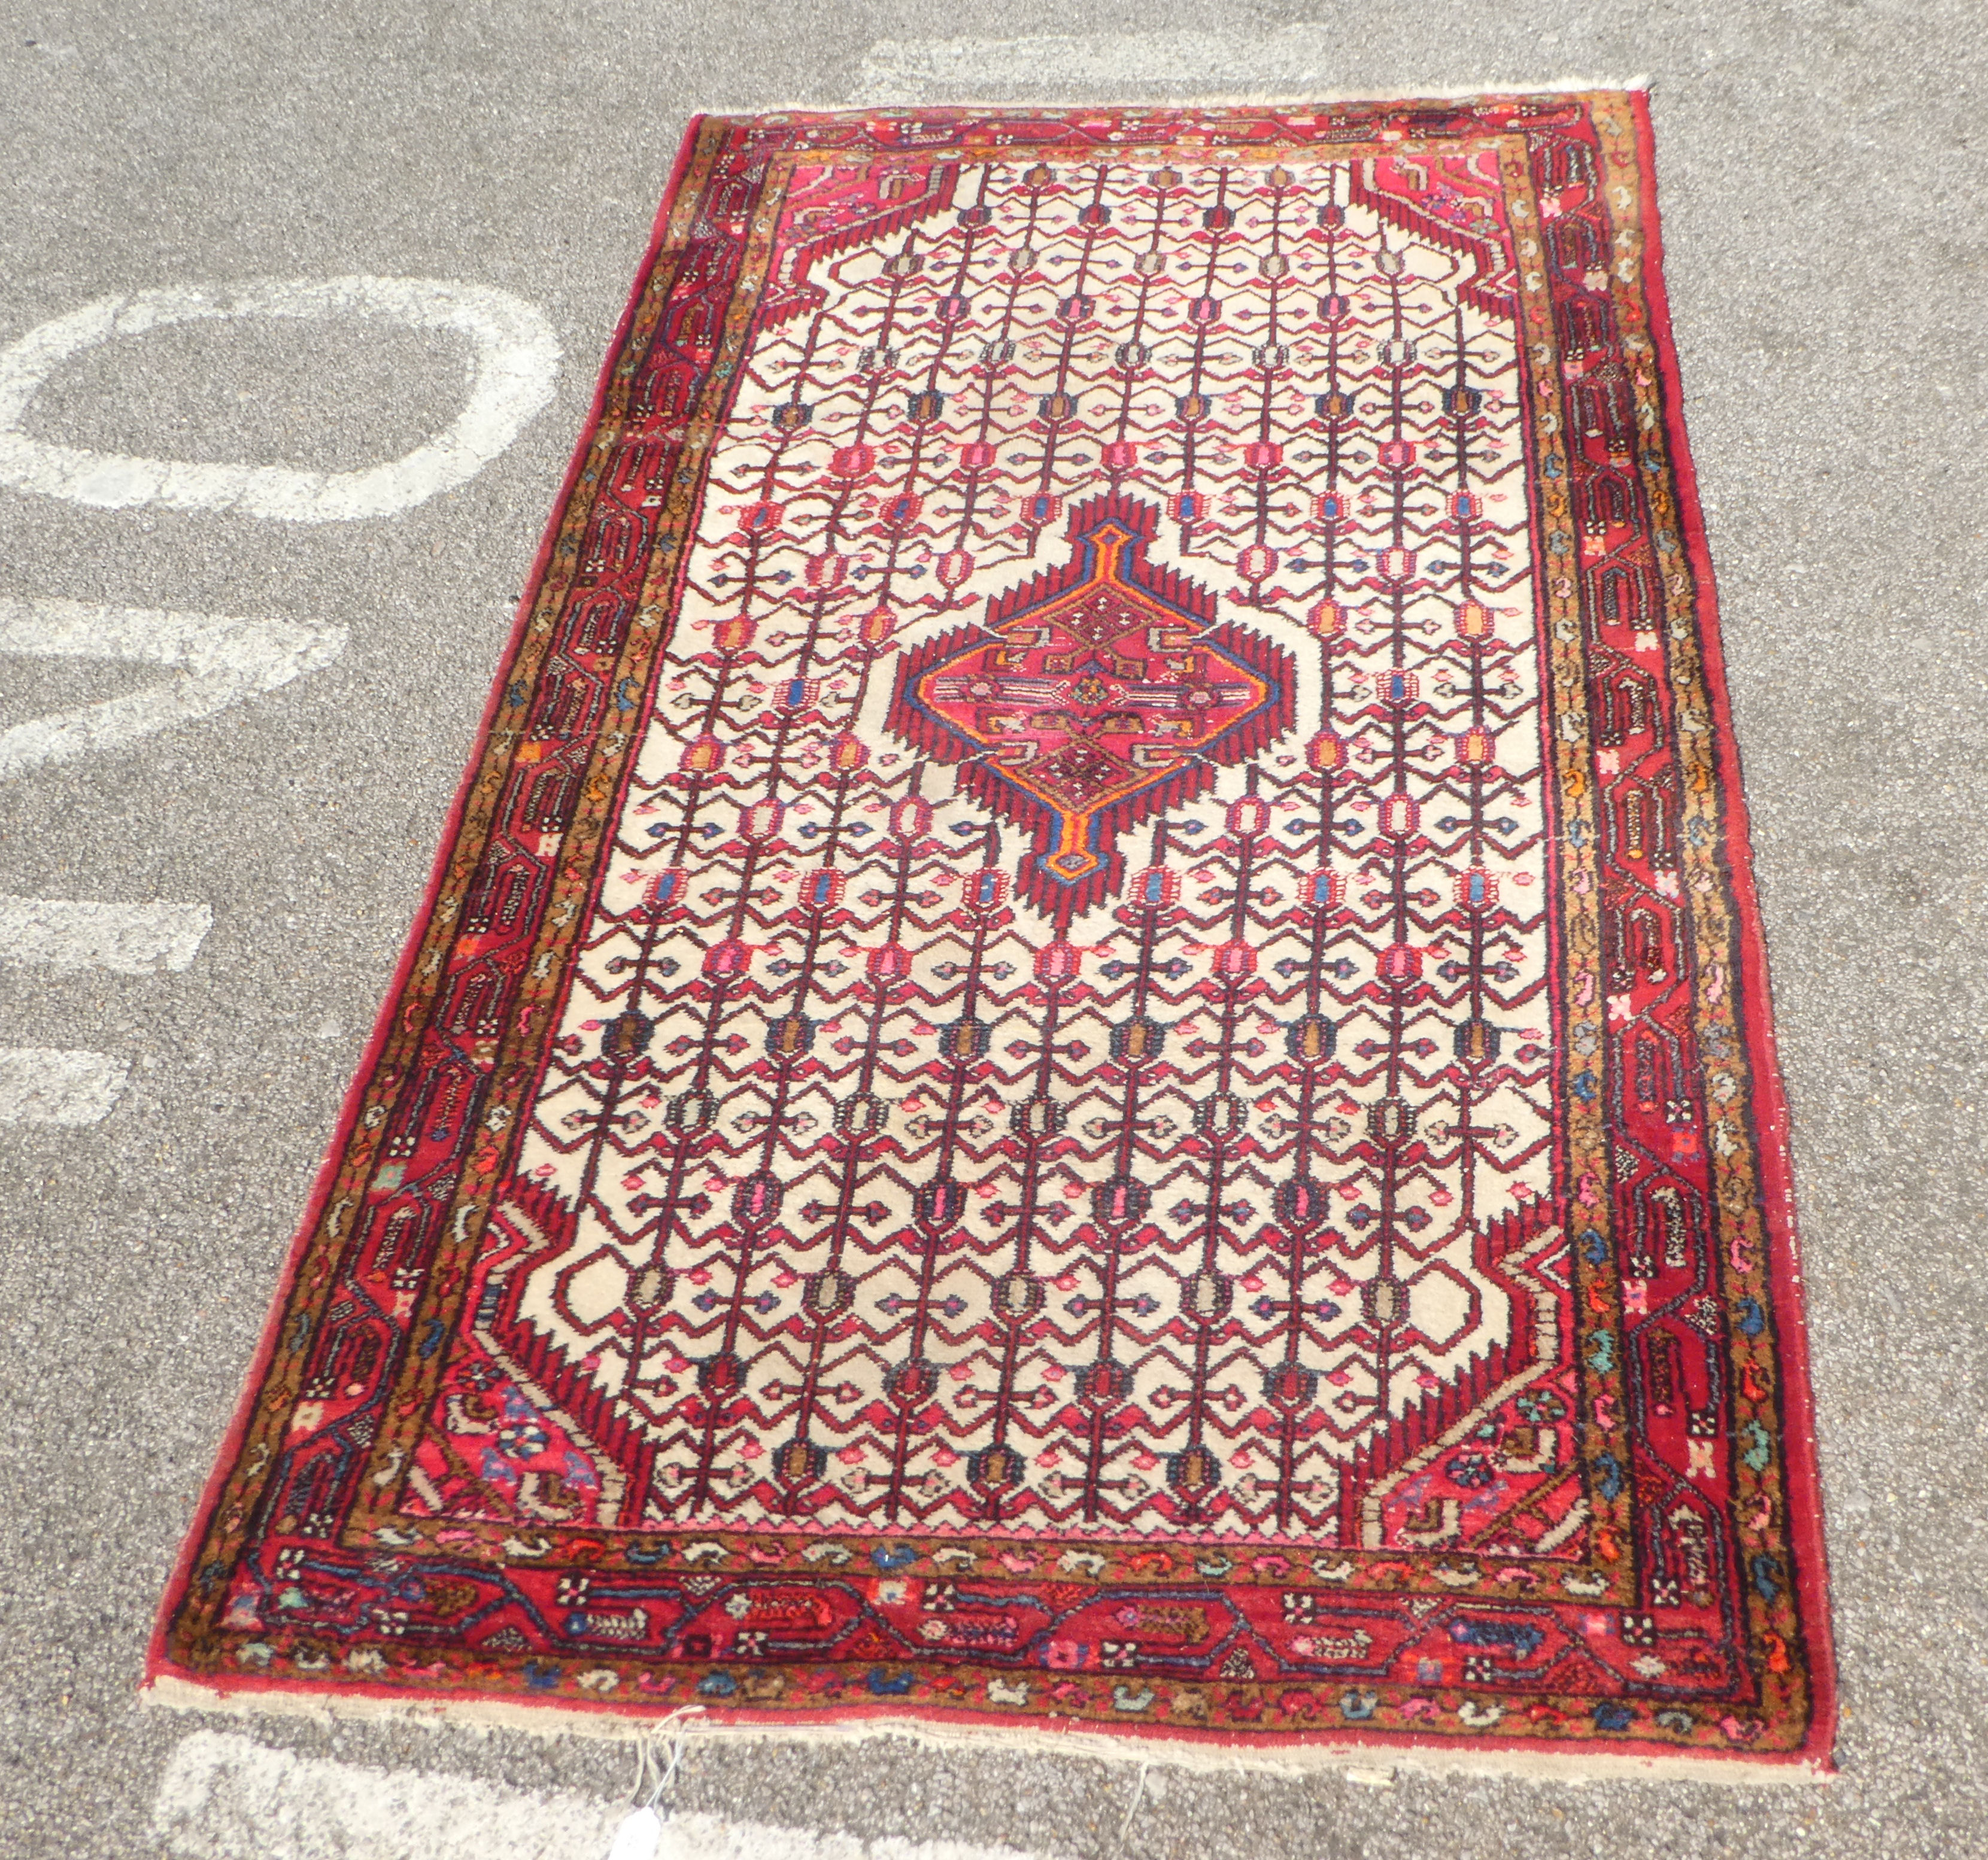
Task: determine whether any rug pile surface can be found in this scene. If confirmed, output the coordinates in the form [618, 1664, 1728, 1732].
[152, 90, 1835, 1774]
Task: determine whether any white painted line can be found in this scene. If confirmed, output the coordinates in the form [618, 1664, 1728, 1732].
[154, 1731, 1063, 1860]
[154, 1732, 619, 1860]
[0, 894, 211, 972]
[0, 597, 347, 779]
[0, 275, 560, 520]
[852, 32, 1635, 102]
[0, 1047, 130, 1124]
[856, 29, 1309, 98]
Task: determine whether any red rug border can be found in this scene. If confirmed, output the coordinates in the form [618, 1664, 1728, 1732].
[1622, 87, 1838, 1770]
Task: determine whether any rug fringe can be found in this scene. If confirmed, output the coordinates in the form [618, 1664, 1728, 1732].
[141, 1674, 1824, 1788]
[684, 78, 1654, 117]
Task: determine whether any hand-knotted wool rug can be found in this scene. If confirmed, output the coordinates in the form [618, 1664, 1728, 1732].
[150, 88, 1836, 1777]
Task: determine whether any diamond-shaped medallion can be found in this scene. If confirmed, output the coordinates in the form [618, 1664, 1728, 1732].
[889, 496, 1295, 922]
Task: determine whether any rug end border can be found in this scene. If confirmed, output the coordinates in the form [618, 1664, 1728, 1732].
[687, 78, 1655, 117]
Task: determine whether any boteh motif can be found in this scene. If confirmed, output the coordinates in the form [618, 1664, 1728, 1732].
[153, 95, 1836, 1777]
[891, 499, 1293, 922]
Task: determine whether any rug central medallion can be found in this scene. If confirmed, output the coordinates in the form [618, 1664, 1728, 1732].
[891, 499, 1292, 922]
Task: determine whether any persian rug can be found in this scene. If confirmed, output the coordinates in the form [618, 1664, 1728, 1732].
[151, 89, 1837, 1776]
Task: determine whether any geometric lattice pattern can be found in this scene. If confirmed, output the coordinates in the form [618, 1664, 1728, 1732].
[154, 93, 1835, 1777]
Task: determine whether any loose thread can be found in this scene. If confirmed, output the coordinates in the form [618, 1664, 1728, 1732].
[635, 1704, 706, 1811]
[605, 1706, 708, 1859]
[1108, 1761, 1151, 1858]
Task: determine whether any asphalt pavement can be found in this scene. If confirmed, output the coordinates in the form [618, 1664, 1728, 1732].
[1, 2, 1984, 1856]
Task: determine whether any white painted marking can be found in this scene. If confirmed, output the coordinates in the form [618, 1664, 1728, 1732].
[0, 597, 347, 779]
[0, 894, 211, 972]
[855, 29, 1302, 98]
[154, 1731, 1062, 1860]
[853, 32, 1637, 102]
[0, 275, 560, 520]
[0, 1047, 130, 1124]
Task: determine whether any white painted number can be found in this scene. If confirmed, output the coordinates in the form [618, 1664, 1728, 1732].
[0, 597, 348, 779]
[0, 275, 557, 1130]
[153, 1731, 1061, 1860]
[0, 895, 212, 973]
[0, 602, 338, 1122]
[0, 275, 560, 520]
[0, 1047, 132, 1126]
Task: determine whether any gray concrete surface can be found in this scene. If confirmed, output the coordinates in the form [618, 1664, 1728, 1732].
[1, 1, 1983, 1855]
